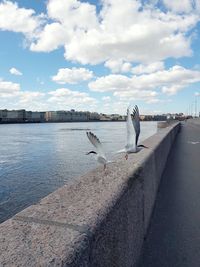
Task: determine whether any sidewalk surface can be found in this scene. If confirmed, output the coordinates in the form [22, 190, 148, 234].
[140, 119, 200, 267]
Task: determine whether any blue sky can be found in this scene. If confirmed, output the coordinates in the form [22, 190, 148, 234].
[0, 0, 200, 115]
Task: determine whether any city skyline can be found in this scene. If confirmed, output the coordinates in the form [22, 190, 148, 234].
[1, 108, 184, 124]
[0, 0, 200, 115]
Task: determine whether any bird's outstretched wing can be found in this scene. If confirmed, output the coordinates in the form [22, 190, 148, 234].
[86, 131, 105, 158]
[132, 105, 140, 146]
[126, 108, 136, 150]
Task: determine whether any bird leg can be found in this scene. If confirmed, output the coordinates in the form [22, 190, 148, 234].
[104, 164, 107, 171]
[125, 153, 128, 160]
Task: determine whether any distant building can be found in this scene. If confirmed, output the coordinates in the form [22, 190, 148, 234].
[45, 111, 71, 122]
[140, 114, 167, 121]
[139, 115, 146, 121]
[0, 109, 47, 123]
[45, 110, 94, 122]
[0, 110, 8, 122]
[153, 115, 167, 121]
[99, 113, 111, 121]
[88, 112, 100, 121]
[0, 109, 25, 123]
[71, 110, 89, 121]
[110, 114, 121, 121]
[3, 109, 184, 123]
[99, 113, 125, 121]
[25, 111, 45, 122]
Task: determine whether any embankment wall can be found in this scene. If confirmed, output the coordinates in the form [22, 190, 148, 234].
[0, 122, 180, 267]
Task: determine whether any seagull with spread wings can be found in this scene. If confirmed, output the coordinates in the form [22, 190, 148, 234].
[86, 131, 113, 170]
[116, 105, 148, 160]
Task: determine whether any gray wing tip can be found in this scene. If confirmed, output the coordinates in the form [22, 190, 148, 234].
[86, 131, 93, 140]
[86, 131, 101, 144]
[86, 131, 94, 136]
[132, 105, 139, 118]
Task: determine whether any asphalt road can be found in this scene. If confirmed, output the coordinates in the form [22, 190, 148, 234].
[139, 119, 200, 267]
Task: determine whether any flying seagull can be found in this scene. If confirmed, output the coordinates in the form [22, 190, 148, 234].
[116, 105, 148, 159]
[86, 131, 113, 170]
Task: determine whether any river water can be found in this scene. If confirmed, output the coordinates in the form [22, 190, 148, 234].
[0, 121, 157, 223]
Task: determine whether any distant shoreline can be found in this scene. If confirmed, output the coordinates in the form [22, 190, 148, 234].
[0, 120, 124, 125]
[0, 120, 162, 125]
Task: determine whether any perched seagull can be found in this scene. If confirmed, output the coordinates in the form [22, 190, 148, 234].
[116, 105, 148, 160]
[86, 131, 112, 170]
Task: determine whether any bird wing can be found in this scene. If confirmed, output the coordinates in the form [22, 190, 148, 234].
[126, 108, 136, 150]
[86, 131, 106, 158]
[132, 105, 140, 146]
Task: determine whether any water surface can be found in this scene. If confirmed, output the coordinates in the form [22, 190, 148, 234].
[0, 121, 157, 223]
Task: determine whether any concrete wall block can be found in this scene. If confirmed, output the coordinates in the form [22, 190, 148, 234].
[0, 218, 89, 267]
[141, 153, 157, 234]
[88, 177, 144, 267]
[0, 122, 180, 267]
[154, 132, 171, 186]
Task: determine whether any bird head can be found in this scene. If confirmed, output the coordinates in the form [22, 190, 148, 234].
[137, 145, 149, 149]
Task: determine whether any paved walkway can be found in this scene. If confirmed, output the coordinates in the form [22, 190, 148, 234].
[140, 119, 200, 267]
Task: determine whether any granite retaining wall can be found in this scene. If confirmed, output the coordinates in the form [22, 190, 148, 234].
[0, 122, 180, 267]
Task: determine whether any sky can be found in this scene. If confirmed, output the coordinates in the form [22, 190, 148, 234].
[0, 0, 200, 115]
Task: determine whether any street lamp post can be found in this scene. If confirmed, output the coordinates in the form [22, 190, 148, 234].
[194, 93, 200, 118]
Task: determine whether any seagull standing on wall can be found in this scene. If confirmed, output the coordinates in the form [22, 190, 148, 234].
[86, 131, 112, 170]
[116, 105, 148, 160]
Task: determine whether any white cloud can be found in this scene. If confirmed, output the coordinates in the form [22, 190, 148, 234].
[161, 85, 183, 95]
[0, 80, 97, 111]
[131, 62, 165, 74]
[0, 80, 20, 97]
[89, 74, 160, 103]
[89, 74, 130, 92]
[195, 92, 200, 96]
[48, 88, 95, 101]
[0, 0, 199, 66]
[30, 22, 68, 52]
[0, 79, 47, 110]
[9, 67, 23, 76]
[47, 0, 98, 29]
[89, 65, 200, 101]
[52, 67, 93, 84]
[18, 91, 45, 103]
[28, 0, 199, 65]
[48, 88, 97, 110]
[105, 60, 132, 73]
[162, 0, 193, 13]
[0, 1, 42, 34]
[113, 89, 159, 103]
[98, 99, 129, 114]
[31, 0, 98, 52]
[102, 96, 111, 102]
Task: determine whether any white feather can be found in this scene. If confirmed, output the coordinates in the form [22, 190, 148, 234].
[126, 108, 137, 151]
[86, 131, 106, 158]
